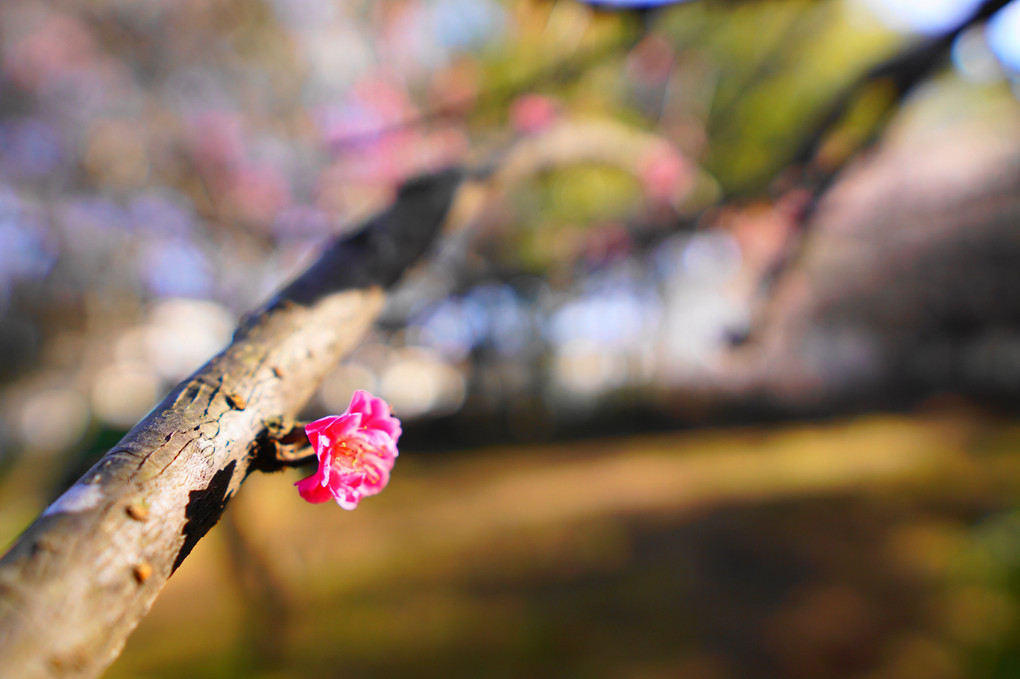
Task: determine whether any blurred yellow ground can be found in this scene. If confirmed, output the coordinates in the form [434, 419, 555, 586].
[11, 411, 1020, 679]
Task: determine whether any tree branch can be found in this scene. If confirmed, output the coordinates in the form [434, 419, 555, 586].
[788, 0, 1011, 185]
[0, 169, 464, 679]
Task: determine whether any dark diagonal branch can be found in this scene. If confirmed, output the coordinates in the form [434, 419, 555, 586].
[738, 0, 1013, 342]
[0, 169, 464, 679]
[789, 0, 1011, 188]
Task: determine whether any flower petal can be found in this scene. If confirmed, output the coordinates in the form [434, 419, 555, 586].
[322, 413, 361, 446]
[305, 415, 336, 452]
[298, 391, 402, 508]
[335, 493, 360, 510]
[357, 427, 397, 453]
[359, 453, 392, 494]
[328, 470, 367, 510]
[329, 468, 365, 493]
[349, 390, 402, 439]
[295, 474, 333, 503]
[348, 390, 372, 416]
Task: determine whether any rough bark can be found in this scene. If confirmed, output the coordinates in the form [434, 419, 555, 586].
[0, 169, 463, 679]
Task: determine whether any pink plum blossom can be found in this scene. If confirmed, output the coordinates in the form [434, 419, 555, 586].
[509, 94, 559, 135]
[638, 143, 690, 204]
[295, 390, 401, 510]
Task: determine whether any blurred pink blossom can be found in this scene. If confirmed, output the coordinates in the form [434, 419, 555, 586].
[296, 390, 402, 510]
[188, 112, 246, 176]
[4, 13, 96, 91]
[227, 164, 292, 224]
[510, 94, 560, 135]
[315, 72, 467, 194]
[638, 142, 691, 204]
